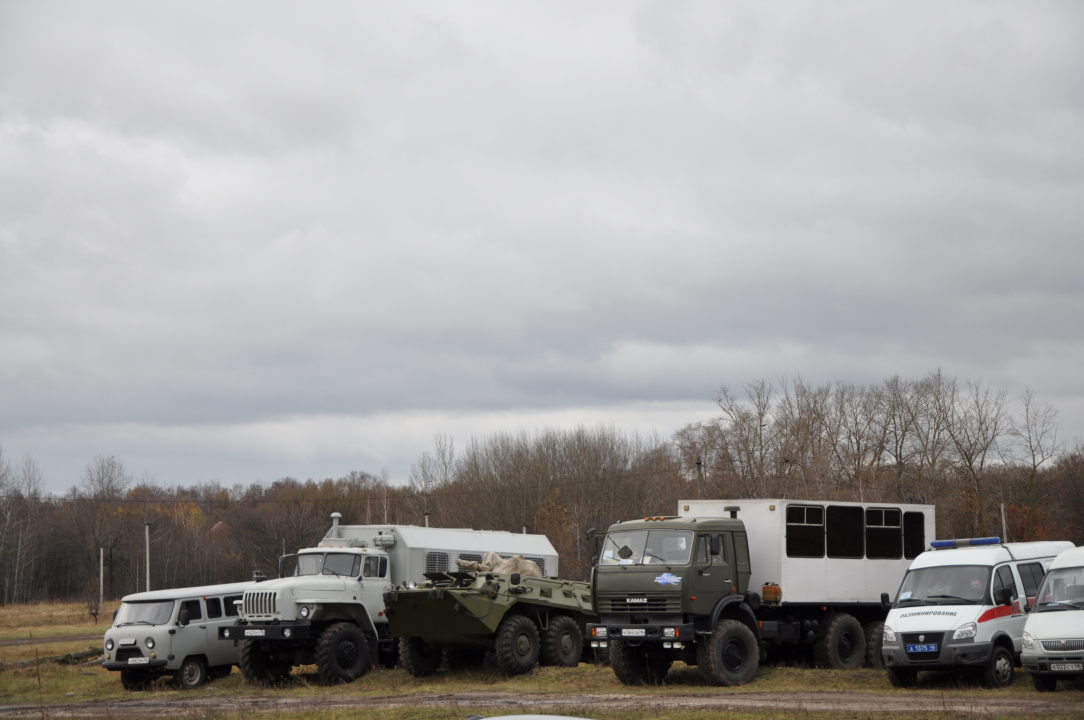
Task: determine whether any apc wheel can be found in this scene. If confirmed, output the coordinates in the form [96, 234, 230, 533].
[174, 657, 207, 689]
[814, 614, 865, 670]
[697, 619, 758, 686]
[239, 640, 292, 686]
[399, 637, 444, 677]
[315, 623, 371, 684]
[541, 616, 582, 667]
[982, 645, 1015, 688]
[495, 615, 540, 675]
[608, 639, 672, 685]
[863, 621, 885, 669]
[886, 667, 918, 688]
[119, 669, 153, 691]
[1032, 674, 1058, 692]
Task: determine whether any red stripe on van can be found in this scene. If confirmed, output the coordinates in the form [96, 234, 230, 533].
[977, 605, 1012, 623]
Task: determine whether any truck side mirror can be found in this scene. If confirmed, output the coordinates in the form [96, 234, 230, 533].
[881, 592, 891, 612]
[279, 556, 286, 579]
[586, 528, 600, 564]
[178, 608, 190, 627]
[994, 587, 1013, 607]
[710, 535, 722, 557]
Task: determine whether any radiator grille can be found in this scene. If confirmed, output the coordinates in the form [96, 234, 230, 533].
[243, 591, 278, 617]
[425, 552, 449, 574]
[1041, 639, 1084, 652]
[114, 648, 144, 663]
[596, 593, 681, 613]
[902, 632, 944, 662]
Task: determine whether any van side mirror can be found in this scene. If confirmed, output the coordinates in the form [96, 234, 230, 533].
[178, 608, 190, 627]
[994, 587, 1013, 607]
[710, 535, 722, 557]
[881, 592, 891, 612]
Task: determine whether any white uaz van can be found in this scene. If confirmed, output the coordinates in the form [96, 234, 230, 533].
[881, 537, 1073, 688]
[103, 580, 253, 690]
[1022, 545, 1084, 691]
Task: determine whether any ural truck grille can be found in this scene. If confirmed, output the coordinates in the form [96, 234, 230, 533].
[1042, 639, 1084, 652]
[902, 632, 944, 662]
[244, 591, 278, 617]
[597, 593, 682, 613]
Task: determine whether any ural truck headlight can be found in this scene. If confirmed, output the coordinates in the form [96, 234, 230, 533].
[105, 639, 114, 651]
[1022, 631, 1035, 650]
[283, 628, 292, 638]
[952, 622, 976, 640]
[882, 626, 896, 644]
[145, 637, 155, 649]
[299, 605, 310, 618]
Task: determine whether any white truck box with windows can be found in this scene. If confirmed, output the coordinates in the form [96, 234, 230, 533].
[1021, 544, 1084, 691]
[882, 538, 1073, 689]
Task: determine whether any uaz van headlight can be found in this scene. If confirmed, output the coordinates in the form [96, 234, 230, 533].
[145, 637, 155, 649]
[1022, 631, 1035, 650]
[952, 622, 977, 640]
[882, 625, 896, 644]
[299, 605, 310, 618]
[105, 639, 115, 651]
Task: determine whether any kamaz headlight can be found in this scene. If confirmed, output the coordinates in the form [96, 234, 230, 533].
[105, 639, 115, 651]
[952, 622, 977, 640]
[882, 625, 896, 644]
[596, 627, 606, 638]
[299, 605, 310, 618]
[145, 637, 155, 649]
[1022, 631, 1035, 650]
[663, 628, 676, 638]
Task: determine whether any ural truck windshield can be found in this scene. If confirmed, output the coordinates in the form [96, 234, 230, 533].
[295, 553, 362, 577]
[1034, 566, 1084, 611]
[115, 600, 174, 626]
[600, 529, 694, 566]
[895, 565, 990, 605]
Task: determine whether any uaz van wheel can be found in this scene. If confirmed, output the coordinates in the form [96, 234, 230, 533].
[119, 669, 153, 691]
[400, 637, 444, 677]
[315, 622, 371, 684]
[239, 640, 292, 686]
[697, 619, 758, 686]
[982, 645, 1014, 688]
[540, 615, 582, 667]
[495, 615, 540, 675]
[814, 614, 865, 670]
[174, 657, 207, 689]
[609, 638, 672, 685]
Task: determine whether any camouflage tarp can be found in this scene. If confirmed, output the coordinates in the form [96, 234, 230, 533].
[455, 551, 542, 578]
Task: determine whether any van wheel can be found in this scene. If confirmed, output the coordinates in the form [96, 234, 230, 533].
[609, 638, 671, 685]
[399, 637, 444, 677]
[886, 667, 917, 688]
[863, 621, 885, 669]
[541, 616, 582, 667]
[119, 669, 153, 691]
[315, 623, 371, 684]
[174, 657, 207, 689]
[814, 614, 865, 670]
[697, 619, 759, 686]
[1032, 674, 1057, 692]
[495, 615, 540, 675]
[982, 645, 1014, 688]
[239, 640, 292, 686]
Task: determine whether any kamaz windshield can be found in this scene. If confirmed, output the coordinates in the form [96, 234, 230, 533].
[1034, 566, 1084, 611]
[600, 529, 694, 566]
[115, 600, 174, 626]
[895, 565, 990, 606]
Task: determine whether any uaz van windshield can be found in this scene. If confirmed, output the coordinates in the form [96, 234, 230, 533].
[895, 565, 990, 606]
[115, 600, 174, 626]
[1034, 566, 1084, 611]
[600, 530, 694, 566]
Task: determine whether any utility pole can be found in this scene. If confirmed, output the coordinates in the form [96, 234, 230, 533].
[696, 456, 704, 500]
[99, 548, 103, 616]
[1001, 504, 1008, 542]
[143, 521, 152, 592]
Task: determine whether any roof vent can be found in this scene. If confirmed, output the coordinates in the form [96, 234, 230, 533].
[723, 505, 740, 519]
[330, 512, 342, 538]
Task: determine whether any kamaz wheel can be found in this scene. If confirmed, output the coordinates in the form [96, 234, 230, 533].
[982, 645, 1015, 688]
[696, 619, 758, 686]
[399, 637, 444, 677]
[174, 656, 207, 689]
[315, 622, 371, 684]
[239, 640, 292, 686]
[814, 613, 865, 670]
[495, 615, 540, 675]
[863, 621, 885, 670]
[540, 615, 582, 668]
[119, 669, 153, 691]
[886, 667, 917, 688]
[608, 639, 672, 685]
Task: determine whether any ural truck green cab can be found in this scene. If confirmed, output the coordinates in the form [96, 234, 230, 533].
[586, 516, 762, 686]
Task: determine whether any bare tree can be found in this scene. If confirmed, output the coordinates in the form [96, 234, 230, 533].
[1008, 389, 1062, 539]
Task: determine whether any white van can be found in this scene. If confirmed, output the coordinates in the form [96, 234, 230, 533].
[1022, 545, 1084, 691]
[881, 537, 1073, 688]
[103, 580, 253, 690]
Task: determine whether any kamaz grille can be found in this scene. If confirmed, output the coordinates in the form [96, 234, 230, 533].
[244, 591, 278, 616]
[597, 594, 681, 613]
[1041, 639, 1084, 652]
[902, 632, 944, 662]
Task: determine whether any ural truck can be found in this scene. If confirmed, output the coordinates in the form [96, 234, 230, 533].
[219, 513, 559, 685]
[383, 565, 595, 676]
[586, 498, 935, 686]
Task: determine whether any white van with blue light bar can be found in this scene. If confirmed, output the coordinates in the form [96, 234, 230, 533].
[1021, 544, 1084, 691]
[881, 537, 1073, 688]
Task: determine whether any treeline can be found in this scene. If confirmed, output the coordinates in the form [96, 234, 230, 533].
[1, 370, 1082, 607]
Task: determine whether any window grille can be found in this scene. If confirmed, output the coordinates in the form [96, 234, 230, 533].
[425, 552, 449, 574]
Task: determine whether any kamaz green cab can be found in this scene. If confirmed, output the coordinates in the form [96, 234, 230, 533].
[585, 515, 761, 686]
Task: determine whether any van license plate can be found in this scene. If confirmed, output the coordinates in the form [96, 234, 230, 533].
[1051, 663, 1083, 672]
[127, 657, 149, 665]
[906, 644, 938, 653]
[244, 629, 266, 637]
[622, 629, 646, 637]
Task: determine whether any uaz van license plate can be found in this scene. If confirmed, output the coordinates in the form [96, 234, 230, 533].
[906, 644, 938, 653]
[1051, 663, 1083, 672]
[621, 629, 646, 637]
[127, 657, 149, 664]
[244, 629, 266, 637]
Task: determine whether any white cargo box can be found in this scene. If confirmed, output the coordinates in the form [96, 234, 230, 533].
[679, 499, 936, 605]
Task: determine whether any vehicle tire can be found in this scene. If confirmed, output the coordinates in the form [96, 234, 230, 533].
[863, 621, 885, 670]
[379, 641, 400, 670]
[399, 637, 444, 677]
[239, 640, 292, 686]
[495, 615, 540, 675]
[814, 614, 865, 670]
[207, 665, 233, 681]
[982, 645, 1015, 688]
[119, 669, 153, 691]
[174, 657, 207, 689]
[443, 645, 488, 669]
[696, 619, 759, 686]
[540, 616, 582, 667]
[886, 667, 918, 688]
[315, 622, 371, 684]
[1031, 674, 1057, 692]
[608, 639, 672, 686]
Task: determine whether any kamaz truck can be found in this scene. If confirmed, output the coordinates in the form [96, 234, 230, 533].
[586, 499, 935, 686]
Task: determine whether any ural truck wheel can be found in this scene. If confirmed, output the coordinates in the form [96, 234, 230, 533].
[696, 619, 758, 686]
[1032, 674, 1057, 692]
[863, 621, 885, 669]
[495, 615, 540, 675]
[608, 639, 672, 685]
[240, 640, 292, 686]
[982, 645, 1015, 688]
[540, 615, 582, 667]
[886, 667, 918, 688]
[174, 657, 207, 689]
[119, 669, 153, 691]
[400, 637, 444, 677]
[814, 614, 865, 670]
[315, 622, 371, 684]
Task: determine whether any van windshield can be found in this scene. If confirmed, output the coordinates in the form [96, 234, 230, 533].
[115, 601, 175, 626]
[1034, 566, 1084, 611]
[600, 530, 694, 566]
[896, 565, 990, 606]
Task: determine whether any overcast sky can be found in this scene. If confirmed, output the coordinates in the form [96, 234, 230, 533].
[1, 1, 1082, 493]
